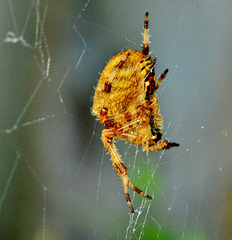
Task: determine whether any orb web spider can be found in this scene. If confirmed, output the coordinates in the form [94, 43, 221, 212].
[92, 12, 179, 212]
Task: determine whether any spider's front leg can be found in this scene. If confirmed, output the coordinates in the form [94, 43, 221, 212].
[143, 139, 179, 152]
[102, 128, 151, 213]
[145, 102, 179, 152]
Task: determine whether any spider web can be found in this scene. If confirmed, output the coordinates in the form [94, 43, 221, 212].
[1, 0, 232, 239]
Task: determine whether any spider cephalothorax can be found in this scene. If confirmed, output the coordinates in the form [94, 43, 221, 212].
[92, 12, 179, 212]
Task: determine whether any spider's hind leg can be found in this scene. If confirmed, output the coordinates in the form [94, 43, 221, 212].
[102, 128, 152, 213]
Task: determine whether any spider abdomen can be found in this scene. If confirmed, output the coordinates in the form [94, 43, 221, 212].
[92, 50, 152, 118]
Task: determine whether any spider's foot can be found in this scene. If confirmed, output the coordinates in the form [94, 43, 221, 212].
[125, 192, 134, 213]
[124, 179, 152, 213]
[165, 142, 180, 149]
[128, 182, 152, 200]
[144, 193, 152, 200]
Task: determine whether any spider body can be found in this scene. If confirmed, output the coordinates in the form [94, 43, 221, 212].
[92, 12, 179, 212]
[93, 50, 151, 117]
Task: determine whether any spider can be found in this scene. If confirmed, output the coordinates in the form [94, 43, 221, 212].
[92, 12, 179, 212]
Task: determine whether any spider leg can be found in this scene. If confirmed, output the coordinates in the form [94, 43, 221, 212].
[142, 12, 149, 55]
[102, 129, 151, 213]
[143, 139, 179, 152]
[154, 69, 169, 91]
[113, 125, 179, 152]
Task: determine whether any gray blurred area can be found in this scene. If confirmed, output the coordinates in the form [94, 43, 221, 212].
[1, 0, 232, 239]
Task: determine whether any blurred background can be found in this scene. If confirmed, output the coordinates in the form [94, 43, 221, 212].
[1, 0, 232, 239]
